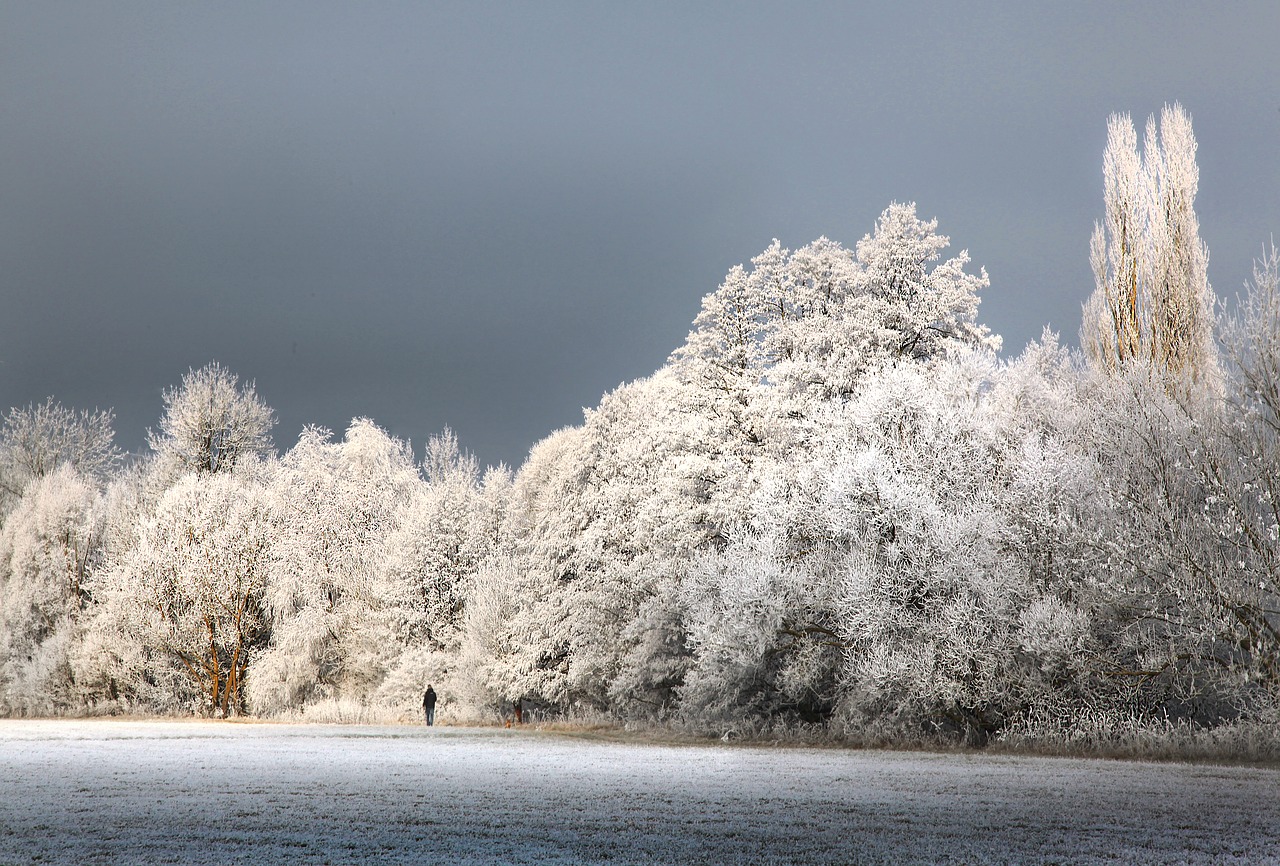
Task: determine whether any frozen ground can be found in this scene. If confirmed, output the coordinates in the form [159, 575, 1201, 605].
[1, 720, 1277, 865]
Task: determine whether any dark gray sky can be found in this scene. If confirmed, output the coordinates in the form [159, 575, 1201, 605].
[2, 3, 1278, 469]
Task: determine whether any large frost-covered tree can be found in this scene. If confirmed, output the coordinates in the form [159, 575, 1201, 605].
[484, 423, 594, 709]
[458, 203, 1010, 727]
[86, 470, 272, 716]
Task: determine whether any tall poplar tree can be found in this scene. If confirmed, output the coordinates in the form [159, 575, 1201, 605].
[1082, 103, 1218, 388]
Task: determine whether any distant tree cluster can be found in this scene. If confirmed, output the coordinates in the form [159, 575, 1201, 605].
[1, 106, 1277, 743]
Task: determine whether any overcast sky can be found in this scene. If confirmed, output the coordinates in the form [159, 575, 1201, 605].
[2, 3, 1278, 469]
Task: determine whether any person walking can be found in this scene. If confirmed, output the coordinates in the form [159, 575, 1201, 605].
[423, 685, 437, 726]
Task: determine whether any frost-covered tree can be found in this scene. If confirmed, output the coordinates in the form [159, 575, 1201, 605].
[454, 555, 541, 715]
[0, 466, 103, 715]
[1083, 112, 1144, 369]
[374, 432, 511, 713]
[823, 352, 1097, 740]
[1190, 245, 1280, 692]
[485, 424, 593, 708]
[851, 203, 1000, 364]
[148, 362, 275, 477]
[249, 420, 421, 715]
[0, 399, 120, 510]
[657, 208, 1007, 733]
[86, 470, 272, 716]
[389, 429, 492, 651]
[674, 203, 998, 410]
[727, 353, 1019, 739]
[484, 369, 729, 717]
[1073, 366, 1251, 717]
[1082, 103, 1218, 388]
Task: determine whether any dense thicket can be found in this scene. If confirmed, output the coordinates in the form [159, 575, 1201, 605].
[2, 108, 1277, 742]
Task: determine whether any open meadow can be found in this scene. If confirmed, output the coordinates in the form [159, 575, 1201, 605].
[0, 720, 1277, 864]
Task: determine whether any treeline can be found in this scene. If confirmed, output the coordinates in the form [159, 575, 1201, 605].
[2, 105, 1277, 743]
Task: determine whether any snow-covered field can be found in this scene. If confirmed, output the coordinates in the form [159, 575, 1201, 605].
[1, 720, 1277, 865]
